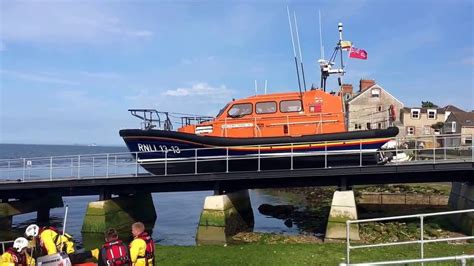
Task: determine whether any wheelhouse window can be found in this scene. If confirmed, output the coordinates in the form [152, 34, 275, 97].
[280, 100, 302, 113]
[256, 101, 277, 114]
[411, 109, 420, 119]
[217, 104, 229, 117]
[228, 103, 253, 117]
[427, 109, 437, 119]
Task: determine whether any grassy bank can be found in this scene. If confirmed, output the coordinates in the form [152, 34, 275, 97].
[155, 243, 474, 265]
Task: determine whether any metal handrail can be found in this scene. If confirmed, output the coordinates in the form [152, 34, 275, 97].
[344, 209, 474, 265]
[0, 133, 472, 182]
[0, 240, 14, 253]
[340, 255, 474, 266]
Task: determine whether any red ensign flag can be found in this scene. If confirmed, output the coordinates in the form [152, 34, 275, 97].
[349, 47, 368, 60]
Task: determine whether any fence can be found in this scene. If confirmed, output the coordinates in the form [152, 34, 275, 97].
[0, 133, 472, 182]
[343, 209, 474, 265]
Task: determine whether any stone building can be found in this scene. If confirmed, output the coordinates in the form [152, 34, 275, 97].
[443, 111, 474, 146]
[399, 107, 446, 137]
[345, 79, 404, 132]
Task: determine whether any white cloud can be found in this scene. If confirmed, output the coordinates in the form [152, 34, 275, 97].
[164, 82, 232, 99]
[0, 1, 153, 45]
[0, 70, 79, 86]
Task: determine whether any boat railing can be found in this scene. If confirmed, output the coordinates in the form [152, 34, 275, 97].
[220, 111, 344, 137]
[0, 133, 472, 181]
[128, 109, 214, 130]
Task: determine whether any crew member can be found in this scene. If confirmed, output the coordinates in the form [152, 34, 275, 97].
[129, 222, 154, 266]
[0, 237, 35, 266]
[24, 224, 98, 264]
[98, 228, 130, 266]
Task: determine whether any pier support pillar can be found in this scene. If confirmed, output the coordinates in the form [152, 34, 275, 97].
[325, 190, 360, 242]
[82, 193, 157, 249]
[448, 182, 474, 237]
[196, 190, 254, 245]
[0, 196, 63, 228]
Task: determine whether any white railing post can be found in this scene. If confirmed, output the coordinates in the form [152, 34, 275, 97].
[433, 135, 436, 164]
[257, 145, 261, 172]
[77, 155, 81, 178]
[359, 140, 363, 167]
[70, 158, 73, 177]
[92, 157, 95, 177]
[135, 153, 139, 177]
[195, 149, 198, 174]
[444, 136, 447, 160]
[114, 156, 117, 175]
[290, 143, 294, 170]
[395, 139, 399, 165]
[106, 154, 109, 178]
[50, 157, 53, 181]
[226, 147, 229, 173]
[324, 142, 328, 168]
[22, 158, 26, 181]
[420, 215, 424, 262]
[164, 151, 168, 176]
[7, 161, 10, 180]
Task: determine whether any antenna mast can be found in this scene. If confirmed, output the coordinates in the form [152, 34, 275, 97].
[294, 12, 307, 92]
[319, 21, 346, 91]
[287, 6, 303, 96]
[319, 10, 324, 60]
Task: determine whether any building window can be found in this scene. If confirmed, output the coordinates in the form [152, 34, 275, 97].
[428, 109, 437, 119]
[354, 124, 361, 130]
[256, 101, 277, 114]
[466, 137, 472, 145]
[377, 105, 382, 112]
[378, 123, 382, 129]
[411, 109, 420, 119]
[452, 121, 456, 132]
[366, 123, 371, 130]
[407, 127, 415, 135]
[371, 89, 380, 97]
[280, 100, 302, 113]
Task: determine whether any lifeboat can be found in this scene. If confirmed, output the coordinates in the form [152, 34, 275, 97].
[119, 89, 398, 175]
[119, 20, 399, 175]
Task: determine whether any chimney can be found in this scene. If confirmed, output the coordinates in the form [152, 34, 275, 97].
[341, 84, 353, 95]
[359, 79, 376, 92]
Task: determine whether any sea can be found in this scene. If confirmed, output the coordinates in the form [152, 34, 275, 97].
[0, 144, 301, 246]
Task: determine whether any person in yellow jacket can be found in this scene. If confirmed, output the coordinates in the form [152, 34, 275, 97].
[0, 237, 35, 266]
[129, 222, 154, 266]
[24, 224, 99, 264]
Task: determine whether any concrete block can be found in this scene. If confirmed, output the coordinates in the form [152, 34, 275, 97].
[325, 190, 360, 241]
[196, 190, 254, 245]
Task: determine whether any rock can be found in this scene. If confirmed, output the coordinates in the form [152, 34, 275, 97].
[258, 204, 295, 219]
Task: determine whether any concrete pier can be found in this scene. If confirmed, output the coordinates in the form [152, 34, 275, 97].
[196, 190, 254, 245]
[0, 195, 63, 228]
[448, 182, 474, 236]
[325, 190, 360, 241]
[82, 193, 156, 248]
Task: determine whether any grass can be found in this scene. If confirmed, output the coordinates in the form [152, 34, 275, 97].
[154, 243, 474, 265]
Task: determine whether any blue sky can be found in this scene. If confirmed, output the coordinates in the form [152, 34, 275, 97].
[0, 0, 473, 145]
